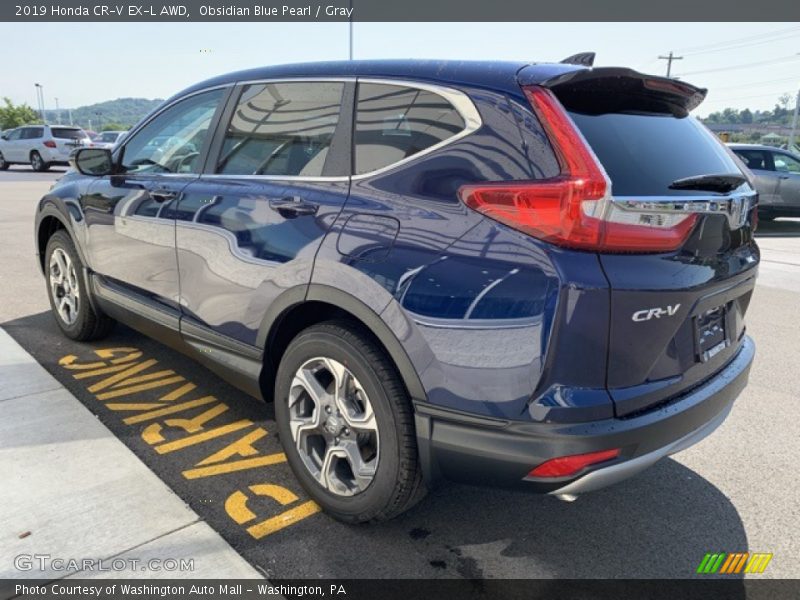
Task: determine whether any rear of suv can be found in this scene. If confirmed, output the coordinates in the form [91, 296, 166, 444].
[34, 60, 757, 522]
[0, 124, 91, 171]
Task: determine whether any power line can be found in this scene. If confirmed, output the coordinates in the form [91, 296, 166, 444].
[678, 54, 800, 77]
[682, 31, 800, 57]
[675, 25, 800, 54]
[713, 75, 800, 91]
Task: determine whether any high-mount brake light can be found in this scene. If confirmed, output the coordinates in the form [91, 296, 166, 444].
[458, 86, 698, 253]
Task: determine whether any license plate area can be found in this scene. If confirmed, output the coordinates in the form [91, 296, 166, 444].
[694, 304, 729, 362]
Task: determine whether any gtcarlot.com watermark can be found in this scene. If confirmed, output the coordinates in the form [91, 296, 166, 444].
[14, 553, 194, 573]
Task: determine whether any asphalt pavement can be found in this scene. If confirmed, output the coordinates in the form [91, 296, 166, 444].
[1, 166, 798, 579]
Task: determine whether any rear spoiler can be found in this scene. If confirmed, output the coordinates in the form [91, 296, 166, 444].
[518, 66, 707, 117]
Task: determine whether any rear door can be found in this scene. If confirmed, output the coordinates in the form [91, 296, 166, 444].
[549, 74, 758, 416]
[771, 150, 800, 208]
[732, 147, 781, 204]
[175, 80, 353, 348]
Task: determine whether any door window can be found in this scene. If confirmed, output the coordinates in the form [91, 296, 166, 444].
[5, 129, 22, 141]
[773, 152, 800, 174]
[354, 83, 467, 175]
[733, 149, 772, 171]
[22, 127, 44, 140]
[120, 89, 224, 175]
[216, 82, 345, 177]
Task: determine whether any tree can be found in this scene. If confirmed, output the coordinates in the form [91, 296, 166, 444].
[100, 122, 127, 131]
[0, 97, 40, 130]
[739, 108, 753, 124]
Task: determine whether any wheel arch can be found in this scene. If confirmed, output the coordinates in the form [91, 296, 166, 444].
[257, 284, 427, 406]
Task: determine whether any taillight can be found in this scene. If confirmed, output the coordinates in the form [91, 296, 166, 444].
[43, 140, 57, 148]
[458, 86, 697, 253]
[528, 448, 620, 478]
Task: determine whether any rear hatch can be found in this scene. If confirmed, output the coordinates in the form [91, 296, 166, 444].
[51, 127, 88, 158]
[546, 69, 759, 416]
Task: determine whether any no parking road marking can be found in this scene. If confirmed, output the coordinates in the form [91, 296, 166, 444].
[59, 346, 319, 539]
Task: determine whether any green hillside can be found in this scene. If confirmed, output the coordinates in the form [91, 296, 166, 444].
[43, 98, 163, 131]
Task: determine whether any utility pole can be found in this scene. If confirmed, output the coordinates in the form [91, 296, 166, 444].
[789, 88, 799, 151]
[348, 0, 353, 60]
[658, 51, 683, 78]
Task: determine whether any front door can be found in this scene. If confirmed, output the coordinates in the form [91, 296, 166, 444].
[771, 150, 800, 209]
[80, 88, 227, 314]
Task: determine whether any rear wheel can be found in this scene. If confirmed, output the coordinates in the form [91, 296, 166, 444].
[274, 321, 424, 522]
[0, 152, 8, 170]
[31, 150, 49, 172]
[45, 230, 115, 341]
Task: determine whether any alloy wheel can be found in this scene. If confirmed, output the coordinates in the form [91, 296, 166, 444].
[49, 248, 80, 325]
[288, 357, 379, 496]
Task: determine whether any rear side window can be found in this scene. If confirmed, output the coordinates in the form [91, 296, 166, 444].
[23, 127, 43, 139]
[52, 127, 86, 140]
[567, 112, 742, 196]
[217, 82, 344, 177]
[354, 83, 466, 175]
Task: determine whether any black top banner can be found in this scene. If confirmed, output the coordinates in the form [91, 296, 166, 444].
[3, 0, 800, 21]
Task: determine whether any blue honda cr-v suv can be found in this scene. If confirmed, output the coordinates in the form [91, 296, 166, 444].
[35, 59, 757, 522]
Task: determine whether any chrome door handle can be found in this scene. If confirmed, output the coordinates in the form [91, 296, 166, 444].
[150, 189, 178, 203]
[269, 196, 318, 217]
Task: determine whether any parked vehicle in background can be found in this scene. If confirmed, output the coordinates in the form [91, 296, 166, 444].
[35, 59, 757, 522]
[92, 130, 127, 149]
[729, 143, 800, 220]
[0, 125, 92, 171]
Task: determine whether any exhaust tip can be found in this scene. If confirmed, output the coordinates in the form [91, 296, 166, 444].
[555, 493, 578, 503]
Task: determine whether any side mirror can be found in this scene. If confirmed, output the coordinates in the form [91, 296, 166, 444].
[0, 133, 8, 140]
[72, 147, 113, 176]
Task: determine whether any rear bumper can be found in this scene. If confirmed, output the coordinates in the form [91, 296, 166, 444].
[415, 335, 754, 493]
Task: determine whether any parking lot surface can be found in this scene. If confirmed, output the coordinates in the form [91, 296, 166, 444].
[1, 167, 799, 579]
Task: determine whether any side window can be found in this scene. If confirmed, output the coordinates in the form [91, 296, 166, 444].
[24, 127, 43, 139]
[6, 129, 22, 141]
[773, 153, 800, 174]
[354, 83, 467, 175]
[734, 150, 772, 171]
[121, 88, 224, 175]
[216, 82, 344, 177]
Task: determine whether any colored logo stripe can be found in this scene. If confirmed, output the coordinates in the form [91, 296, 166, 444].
[697, 552, 772, 574]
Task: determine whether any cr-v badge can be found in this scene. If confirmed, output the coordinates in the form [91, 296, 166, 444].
[632, 304, 681, 322]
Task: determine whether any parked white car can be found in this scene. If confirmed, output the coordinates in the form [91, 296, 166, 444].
[92, 130, 127, 149]
[0, 124, 92, 171]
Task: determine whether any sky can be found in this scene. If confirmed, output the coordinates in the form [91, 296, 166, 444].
[0, 22, 798, 117]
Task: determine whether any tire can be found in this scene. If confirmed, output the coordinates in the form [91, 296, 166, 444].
[0, 152, 8, 170]
[44, 230, 115, 341]
[30, 150, 49, 172]
[274, 320, 425, 523]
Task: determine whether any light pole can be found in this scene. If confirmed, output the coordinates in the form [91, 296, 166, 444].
[34, 83, 45, 123]
[55, 97, 61, 125]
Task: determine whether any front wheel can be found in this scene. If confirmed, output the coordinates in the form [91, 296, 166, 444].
[45, 230, 115, 340]
[31, 150, 49, 172]
[0, 151, 9, 170]
[274, 321, 425, 523]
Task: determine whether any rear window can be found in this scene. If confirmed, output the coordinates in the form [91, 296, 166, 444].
[51, 127, 86, 140]
[354, 83, 466, 175]
[567, 112, 742, 196]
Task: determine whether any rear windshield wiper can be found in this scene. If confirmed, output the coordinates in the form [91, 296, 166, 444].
[668, 174, 747, 194]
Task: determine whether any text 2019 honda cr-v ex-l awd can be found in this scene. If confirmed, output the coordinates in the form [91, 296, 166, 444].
[35, 59, 758, 522]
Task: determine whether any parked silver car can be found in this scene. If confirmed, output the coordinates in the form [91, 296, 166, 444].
[0, 124, 92, 171]
[91, 130, 127, 149]
[729, 143, 800, 220]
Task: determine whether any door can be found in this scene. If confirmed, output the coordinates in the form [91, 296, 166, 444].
[771, 151, 800, 209]
[3, 128, 24, 161]
[175, 80, 353, 347]
[80, 88, 227, 315]
[732, 147, 781, 205]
